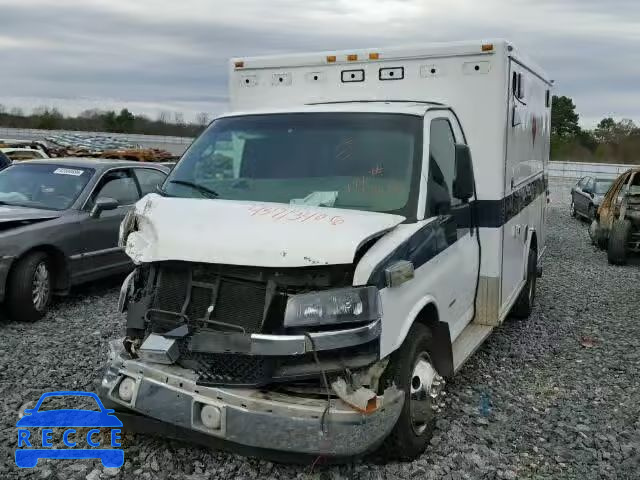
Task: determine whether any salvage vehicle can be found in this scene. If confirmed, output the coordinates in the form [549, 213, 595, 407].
[570, 176, 613, 220]
[100, 40, 551, 460]
[0, 159, 168, 321]
[1, 147, 49, 161]
[589, 168, 640, 265]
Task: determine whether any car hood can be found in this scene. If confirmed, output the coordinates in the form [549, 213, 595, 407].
[0, 205, 62, 231]
[125, 194, 406, 267]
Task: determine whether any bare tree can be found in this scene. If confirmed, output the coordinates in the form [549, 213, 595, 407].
[0, 104, 6, 114]
[10, 107, 24, 116]
[157, 111, 170, 124]
[174, 112, 185, 125]
[196, 112, 210, 126]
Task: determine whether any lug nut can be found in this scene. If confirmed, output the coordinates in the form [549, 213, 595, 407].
[201, 405, 222, 429]
[118, 377, 136, 402]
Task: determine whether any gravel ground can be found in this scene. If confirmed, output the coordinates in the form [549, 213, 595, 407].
[1, 178, 639, 480]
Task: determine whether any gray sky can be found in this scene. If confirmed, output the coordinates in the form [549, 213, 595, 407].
[2, 0, 640, 127]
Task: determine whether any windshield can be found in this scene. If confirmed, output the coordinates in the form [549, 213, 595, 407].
[0, 164, 94, 210]
[595, 179, 613, 195]
[163, 113, 423, 217]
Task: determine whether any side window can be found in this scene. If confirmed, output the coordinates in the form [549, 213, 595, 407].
[426, 118, 458, 216]
[134, 168, 167, 196]
[585, 177, 595, 192]
[90, 170, 138, 207]
[577, 177, 586, 189]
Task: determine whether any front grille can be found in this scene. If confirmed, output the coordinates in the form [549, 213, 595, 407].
[149, 263, 267, 334]
[212, 279, 266, 332]
[178, 350, 275, 386]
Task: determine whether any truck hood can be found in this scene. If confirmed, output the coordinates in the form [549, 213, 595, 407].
[125, 194, 405, 267]
[0, 205, 61, 232]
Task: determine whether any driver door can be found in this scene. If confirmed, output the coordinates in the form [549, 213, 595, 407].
[74, 169, 140, 281]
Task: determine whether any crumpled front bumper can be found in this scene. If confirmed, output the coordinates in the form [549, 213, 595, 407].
[99, 340, 404, 457]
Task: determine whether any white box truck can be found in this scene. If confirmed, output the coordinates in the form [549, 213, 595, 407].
[100, 39, 552, 459]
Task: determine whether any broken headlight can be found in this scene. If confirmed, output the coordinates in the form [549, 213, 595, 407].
[284, 286, 381, 328]
[118, 209, 137, 248]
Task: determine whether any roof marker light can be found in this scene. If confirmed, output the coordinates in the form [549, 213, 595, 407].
[234, 61, 245, 69]
[369, 53, 380, 60]
[347, 54, 358, 61]
[326, 55, 337, 63]
[481, 44, 494, 52]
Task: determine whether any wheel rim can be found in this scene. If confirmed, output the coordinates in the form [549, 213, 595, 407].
[570, 201, 575, 216]
[409, 354, 439, 436]
[32, 262, 50, 311]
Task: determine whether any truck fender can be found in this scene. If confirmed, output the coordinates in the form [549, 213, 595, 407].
[384, 294, 454, 378]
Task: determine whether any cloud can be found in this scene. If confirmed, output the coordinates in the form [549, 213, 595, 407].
[1, 0, 639, 127]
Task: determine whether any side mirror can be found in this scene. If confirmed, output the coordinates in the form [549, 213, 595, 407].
[453, 144, 475, 201]
[90, 197, 119, 218]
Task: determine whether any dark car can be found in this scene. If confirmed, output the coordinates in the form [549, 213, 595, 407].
[0, 151, 11, 171]
[0, 158, 168, 321]
[570, 176, 614, 220]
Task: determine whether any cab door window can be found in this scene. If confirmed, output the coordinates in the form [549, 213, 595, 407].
[426, 118, 459, 217]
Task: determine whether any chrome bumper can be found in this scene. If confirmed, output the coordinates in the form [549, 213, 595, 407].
[248, 319, 381, 356]
[100, 340, 403, 456]
[140, 319, 382, 360]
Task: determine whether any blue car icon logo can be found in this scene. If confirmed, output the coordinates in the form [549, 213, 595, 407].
[16, 391, 124, 468]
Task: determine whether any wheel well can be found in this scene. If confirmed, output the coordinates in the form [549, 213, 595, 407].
[10, 246, 70, 292]
[414, 303, 454, 378]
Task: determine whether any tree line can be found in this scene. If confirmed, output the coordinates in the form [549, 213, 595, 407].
[551, 95, 640, 164]
[0, 105, 209, 137]
[1, 99, 638, 164]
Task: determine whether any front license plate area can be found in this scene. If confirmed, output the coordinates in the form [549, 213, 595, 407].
[135, 380, 192, 427]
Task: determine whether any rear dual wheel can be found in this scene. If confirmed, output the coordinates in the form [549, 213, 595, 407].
[512, 247, 537, 318]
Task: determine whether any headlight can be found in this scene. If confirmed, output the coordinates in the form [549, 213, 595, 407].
[284, 286, 381, 327]
[118, 270, 135, 313]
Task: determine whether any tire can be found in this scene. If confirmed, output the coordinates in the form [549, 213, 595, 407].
[6, 251, 52, 322]
[570, 200, 577, 218]
[378, 323, 442, 460]
[512, 247, 537, 319]
[588, 204, 596, 221]
[588, 220, 599, 246]
[607, 219, 632, 265]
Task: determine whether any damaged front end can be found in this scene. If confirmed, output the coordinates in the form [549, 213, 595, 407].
[99, 260, 403, 457]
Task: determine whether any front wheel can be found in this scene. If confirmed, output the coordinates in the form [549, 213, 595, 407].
[378, 323, 444, 460]
[512, 247, 537, 319]
[6, 252, 53, 322]
[570, 200, 577, 218]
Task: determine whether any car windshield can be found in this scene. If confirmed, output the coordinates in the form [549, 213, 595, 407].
[0, 164, 94, 210]
[163, 113, 423, 217]
[595, 179, 613, 194]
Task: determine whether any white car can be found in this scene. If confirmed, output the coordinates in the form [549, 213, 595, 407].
[1, 148, 49, 161]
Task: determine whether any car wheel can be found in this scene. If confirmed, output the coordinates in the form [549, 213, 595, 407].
[7, 251, 52, 322]
[378, 323, 444, 460]
[608, 219, 632, 265]
[570, 200, 577, 218]
[512, 247, 537, 318]
[588, 204, 596, 220]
